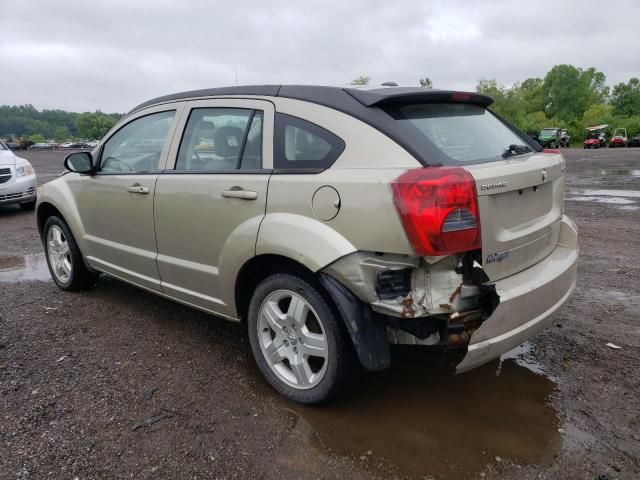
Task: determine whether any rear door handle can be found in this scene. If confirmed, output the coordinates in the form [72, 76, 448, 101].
[221, 189, 258, 200]
[126, 184, 150, 194]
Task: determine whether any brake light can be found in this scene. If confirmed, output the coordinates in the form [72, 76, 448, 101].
[391, 167, 481, 256]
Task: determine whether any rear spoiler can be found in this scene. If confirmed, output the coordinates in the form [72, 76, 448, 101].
[345, 87, 494, 108]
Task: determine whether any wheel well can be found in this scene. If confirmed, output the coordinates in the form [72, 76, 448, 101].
[234, 254, 318, 322]
[36, 202, 63, 237]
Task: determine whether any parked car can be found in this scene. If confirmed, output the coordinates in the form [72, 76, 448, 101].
[628, 134, 640, 147]
[36, 85, 578, 404]
[30, 142, 56, 150]
[19, 140, 35, 150]
[0, 139, 37, 210]
[609, 128, 628, 147]
[59, 142, 73, 148]
[5, 141, 21, 150]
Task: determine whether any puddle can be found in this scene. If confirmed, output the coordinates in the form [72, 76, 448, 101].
[566, 196, 636, 205]
[0, 254, 51, 282]
[583, 288, 640, 309]
[568, 188, 640, 198]
[585, 168, 640, 177]
[290, 346, 561, 479]
[567, 188, 640, 208]
[499, 341, 550, 378]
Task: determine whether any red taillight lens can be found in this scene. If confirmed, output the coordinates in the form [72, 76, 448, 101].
[391, 167, 481, 256]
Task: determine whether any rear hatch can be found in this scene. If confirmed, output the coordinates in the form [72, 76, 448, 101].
[464, 152, 564, 281]
[366, 92, 565, 281]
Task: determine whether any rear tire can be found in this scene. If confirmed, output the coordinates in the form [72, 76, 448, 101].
[43, 216, 98, 291]
[247, 273, 357, 404]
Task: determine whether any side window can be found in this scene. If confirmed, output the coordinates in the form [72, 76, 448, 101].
[175, 108, 263, 171]
[274, 113, 345, 170]
[100, 110, 175, 173]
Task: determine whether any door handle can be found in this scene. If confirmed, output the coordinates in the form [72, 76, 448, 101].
[126, 185, 150, 194]
[221, 189, 258, 200]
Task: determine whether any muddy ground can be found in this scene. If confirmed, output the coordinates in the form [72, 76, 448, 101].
[1, 148, 639, 480]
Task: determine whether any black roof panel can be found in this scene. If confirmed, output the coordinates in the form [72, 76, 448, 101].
[129, 85, 493, 115]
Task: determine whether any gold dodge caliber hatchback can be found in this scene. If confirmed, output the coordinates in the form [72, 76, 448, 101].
[37, 85, 578, 404]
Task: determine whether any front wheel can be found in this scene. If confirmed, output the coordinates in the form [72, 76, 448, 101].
[247, 273, 356, 404]
[43, 216, 98, 290]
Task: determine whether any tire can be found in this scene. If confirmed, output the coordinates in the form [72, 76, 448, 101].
[43, 216, 98, 290]
[247, 273, 357, 404]
[19, 199, 36, 211]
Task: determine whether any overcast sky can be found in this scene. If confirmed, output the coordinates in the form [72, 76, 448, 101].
[1, 0, 638, 113]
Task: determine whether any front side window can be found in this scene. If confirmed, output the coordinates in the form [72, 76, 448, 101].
[100, 110, 175, 173]
[274, 113, 345, 170]
[388, 103, 529, 165]
[175, 108, 263, 171]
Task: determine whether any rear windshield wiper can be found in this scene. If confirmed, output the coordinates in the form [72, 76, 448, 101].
[502, 144, 533, 158]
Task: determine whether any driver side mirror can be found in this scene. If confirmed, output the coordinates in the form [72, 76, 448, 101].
[64, 152, 94, 174]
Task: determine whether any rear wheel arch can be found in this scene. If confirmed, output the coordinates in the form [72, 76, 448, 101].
[234, 254, 322, 322]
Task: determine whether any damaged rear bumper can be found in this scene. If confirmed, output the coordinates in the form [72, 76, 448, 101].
[456, 215, 578, 373]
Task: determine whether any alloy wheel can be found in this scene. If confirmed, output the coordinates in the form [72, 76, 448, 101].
[257, 290, 329, 389]
[47, 225, 72, 283]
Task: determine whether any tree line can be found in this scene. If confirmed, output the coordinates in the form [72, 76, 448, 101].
[352, 65, 640, 144]
[0, 105, 122, 143]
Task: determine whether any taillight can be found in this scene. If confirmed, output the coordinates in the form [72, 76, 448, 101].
[391, 167, 481, 256]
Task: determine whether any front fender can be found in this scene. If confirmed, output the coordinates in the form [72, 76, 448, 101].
[256, 213, 357, 272]
[36, 177, 88, 252]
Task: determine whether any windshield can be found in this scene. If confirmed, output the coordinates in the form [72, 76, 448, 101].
[586, 132, 600, 139]
[390, 103, 529, 164]
[540, 129, 557, 136]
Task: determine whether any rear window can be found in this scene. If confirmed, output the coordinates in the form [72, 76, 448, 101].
[388, 103, 530, 165]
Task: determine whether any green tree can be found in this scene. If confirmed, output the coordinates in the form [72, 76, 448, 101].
[53, 127, 70, 142]
[419, 77, 433, 89]
[542, 65, 608, 121]
[350, 75, 371, 86]
[582, 104, 615, 128]
[610, 78, 640, 117]
[475, 79, 525, 122]
[75, 112, 118, 139]
[28, 133, 45, 143]
[519, 78, 545, 113]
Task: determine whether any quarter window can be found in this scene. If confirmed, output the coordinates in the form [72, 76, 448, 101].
[176, 108, 263, 171]
[274, 113, 345, 170]
[100, 110, 175, 173]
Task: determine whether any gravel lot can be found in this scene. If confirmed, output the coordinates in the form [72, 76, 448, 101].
[1, 148, 639, 479]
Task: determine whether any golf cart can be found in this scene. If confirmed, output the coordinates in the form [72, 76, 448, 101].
[584, 125, 607, 149]
[609, 128, 628, 148]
